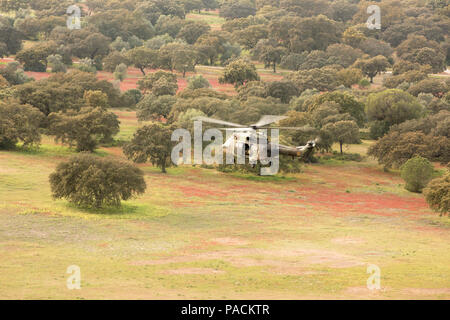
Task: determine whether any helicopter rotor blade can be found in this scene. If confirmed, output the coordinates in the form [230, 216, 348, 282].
[217, 127, 256, 131]
[193, 116, 246, 128]
[251, 115, 288, 128]
[217, 126, 316, 132]
[261, 126, 316, 131]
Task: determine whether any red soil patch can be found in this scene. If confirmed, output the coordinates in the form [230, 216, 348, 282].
[0, 58, 14, 64]
[175, 185, 229, 198]
[177, 77, 187, 92]
[24, 71, 51, 80]
[289, 189, 429, 217]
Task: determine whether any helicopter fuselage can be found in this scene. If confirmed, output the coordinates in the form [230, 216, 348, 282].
[223, 130, 315, 162]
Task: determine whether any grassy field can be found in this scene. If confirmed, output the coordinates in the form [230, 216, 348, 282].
[1, 9, 449, 300]
[0, 110, 449, 300]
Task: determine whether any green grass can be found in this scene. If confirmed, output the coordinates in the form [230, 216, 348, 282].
[186, 10, 225, 30]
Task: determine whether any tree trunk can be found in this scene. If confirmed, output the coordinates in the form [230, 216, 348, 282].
[273, 62, 276, 73]
[340, 142, 343, 154]
[183, 69, 186, 78]
[139, 67, 146, 76]
[161, 161, 166, 173]
[370, 76, 374, 83]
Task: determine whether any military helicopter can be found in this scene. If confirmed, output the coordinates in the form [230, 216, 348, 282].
[194, 115, 318, 164]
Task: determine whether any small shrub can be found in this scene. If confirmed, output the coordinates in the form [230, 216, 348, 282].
[121, 89, 142, 108]
[322, 152, 363, 162]
[369, 120, 390, 139]
[114, 63, 127, 81]
[48, 107, 120, 152]
[187, 75, 210, 90]
[423, 171, 450, 215]
[49, 153, 146, 208]
[0, 74, 8, 88]
[76, 58, 97, 73]
[47, 54, 67, 73]
[0, 100, 44, 149]
[279, 155, 303, 173]
[400, 156, 434, 193]
[358, 78, 370, 89]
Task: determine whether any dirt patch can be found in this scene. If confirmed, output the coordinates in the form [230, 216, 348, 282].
[164, 268, 225, 275]
[212, 237, 248, 246]
[402, 288, 450, 297]
[331, 237, 365, 245]
[302, 251, 364, 268]
[345, 286, 385, 298]
[0, 167, 19, 174]
[129, 247, 364, 271]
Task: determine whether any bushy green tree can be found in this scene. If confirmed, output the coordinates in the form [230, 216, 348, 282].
[83, 90, 109, 109]
[177, 21, 211, 44]
[265, 80, 299, 104]
[408, 79, 448, 98]
[253, 40, 287, 72]
[288, 14, 342, 52]
[77, 58, 97, 73]
[0, 25, 22, 55]
[126, 47, 159, 76]
[0, 100, 44, 149]
[0, 62, 30, 86]
[336, 68, 363, 88]
[136, 94, 177, 121]
[103, 51, 130, 73]
[114, 63, 128, 82]
[396, 35, 446, 73]
[47, 54, 66, 73]
[88, 9, 155, 41]
[159, 43, 198, 77]
[400, 156, 434, 193]
[175, 108, 206, 135]
[169, 96, 235, 123]
[194, 32, 227, 65]
[16, 41, 58, 72]
[366, 89, 423, 138]
[288, 66, 339, 93]
[305, 91, 365, 126]
[353, 55, 390, 83]
[121, 89, 143, 108]
[124, 123, 174, 173]
[138, 71, 178, 95]
[135, 0, 185, 25]
[424, 171, 450, 215]
[220, 0, 257, 19]
[368, 131, 449, 169]
[49, 153, 146, 208]
[322, 120, 360, 154]
[0, 74, 8, 88]
[219, 59, 260, 88]
[48, 107, 120, 152]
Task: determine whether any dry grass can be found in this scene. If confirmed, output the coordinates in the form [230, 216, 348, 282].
[0, 112, 449, 299]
